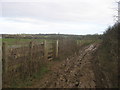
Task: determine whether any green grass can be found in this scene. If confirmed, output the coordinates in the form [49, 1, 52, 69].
[77, 39, 102, 46]
[10, 64, 49, 88]
[2, 38, 55, 46]
[33, 65, 49, 79]
[3, 38, 102, 47]
[0, 38, 2, 42]
[2, 38, 42, 45]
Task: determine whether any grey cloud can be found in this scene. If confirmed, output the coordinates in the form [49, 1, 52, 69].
[1, 1, 114, 23]
[0, 0, 116, 34]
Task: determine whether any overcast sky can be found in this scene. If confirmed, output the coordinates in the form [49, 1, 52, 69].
[0, 0, 118, 35]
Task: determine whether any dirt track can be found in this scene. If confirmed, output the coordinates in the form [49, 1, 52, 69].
[28, 43, 108, 88]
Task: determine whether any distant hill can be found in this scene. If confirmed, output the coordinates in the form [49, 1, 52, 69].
[2, 33, 102, 40]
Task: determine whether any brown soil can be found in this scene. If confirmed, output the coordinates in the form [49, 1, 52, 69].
[27, 43, 108, 88]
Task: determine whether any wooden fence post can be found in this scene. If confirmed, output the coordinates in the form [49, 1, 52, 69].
[29, 41, 33, 61]
[2, 42, 8, 84]
[0, 35, 2, 90]
[55, 40, 59, 58]
[2, 42, 8, 75]
[29, 41, 33, 77]
[44, 40, 48, 60]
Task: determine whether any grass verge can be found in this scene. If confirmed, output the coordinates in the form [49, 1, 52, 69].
[10, 64, 49, 88]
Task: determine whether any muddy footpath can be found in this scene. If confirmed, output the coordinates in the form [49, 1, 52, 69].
[28, 43, 109, 88]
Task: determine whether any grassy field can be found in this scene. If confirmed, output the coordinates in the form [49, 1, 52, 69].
[2, 38, 56, 47]
[2, 38, 101, 45]
[77, 39, 102, 46]
[2, 38, 43, 45]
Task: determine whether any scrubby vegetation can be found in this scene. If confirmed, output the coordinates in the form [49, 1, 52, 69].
[2, 27, 118, 88]
[96, 23, 119, 88]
